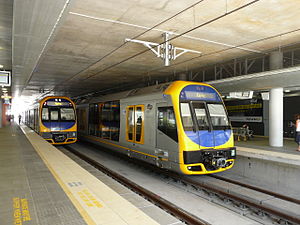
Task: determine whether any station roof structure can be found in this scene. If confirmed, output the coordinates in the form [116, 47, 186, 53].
[1, 0, 300, 99]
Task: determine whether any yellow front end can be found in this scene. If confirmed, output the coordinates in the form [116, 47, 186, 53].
[39, 96, 77, 145]
[40, 123, 77, 145]
[164, 81, 236, 175]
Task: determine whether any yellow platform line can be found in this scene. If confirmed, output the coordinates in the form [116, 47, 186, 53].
[20, 126, 159, 225]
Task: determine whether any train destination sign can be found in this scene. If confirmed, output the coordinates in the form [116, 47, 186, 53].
[0, 71, 11, 87]
[180, 85, 221, 102]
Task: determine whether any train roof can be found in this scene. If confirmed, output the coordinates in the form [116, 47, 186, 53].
[76, 81, 218, 104]
[77, 82, 172, 104]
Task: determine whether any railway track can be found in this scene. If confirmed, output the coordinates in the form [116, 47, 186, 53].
[63, 145, 210, 225]
[63, 143, 300, 225]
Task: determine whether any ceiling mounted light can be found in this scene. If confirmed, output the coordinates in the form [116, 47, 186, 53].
[284, 89, 291, 93]
[0, 65, 3, 69]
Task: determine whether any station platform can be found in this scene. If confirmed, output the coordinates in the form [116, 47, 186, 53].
[0, 124, 161, 225]
[1, 123, 299, 224]
[227, 136, 300, 197]
[235, 136, 300, 166]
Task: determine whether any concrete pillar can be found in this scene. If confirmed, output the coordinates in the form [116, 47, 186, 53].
[270, 51, 283, 70]
[269, 88, 283, 147]
[268, 50, 284, 147]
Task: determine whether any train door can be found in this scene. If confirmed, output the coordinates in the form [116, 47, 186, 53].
[126, 105, 144, 145]
[190, 102, 215, 149]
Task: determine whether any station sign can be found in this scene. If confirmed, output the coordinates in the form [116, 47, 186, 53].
[228, 91, 253, 99]
[0, 71, 11, 87]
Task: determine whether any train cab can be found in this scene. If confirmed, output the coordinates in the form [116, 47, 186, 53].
[25, 96, 77, 145]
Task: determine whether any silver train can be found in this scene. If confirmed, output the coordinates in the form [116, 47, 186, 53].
[76, 81, 236, 175]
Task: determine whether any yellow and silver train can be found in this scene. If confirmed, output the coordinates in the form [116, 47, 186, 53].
[77, 81, 236, 175]
[25, 96, 77, 145]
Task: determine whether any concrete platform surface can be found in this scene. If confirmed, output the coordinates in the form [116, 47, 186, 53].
[0, 124, 164, 225]
[0, 125, 86, 225]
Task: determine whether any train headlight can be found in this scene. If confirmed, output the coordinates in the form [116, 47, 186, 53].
[231, 149, 236, 157]
[68, 132, 77, 138]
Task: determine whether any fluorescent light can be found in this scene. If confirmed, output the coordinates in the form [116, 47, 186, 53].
[284, 89, 291, 93]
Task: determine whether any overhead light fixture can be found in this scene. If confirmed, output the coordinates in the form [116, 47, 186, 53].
[0, 65, 3, 69]
[284, 89, 291, 93]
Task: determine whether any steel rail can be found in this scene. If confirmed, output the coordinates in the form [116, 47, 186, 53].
[172, 173, 300, 225]
[65, 142, 300, 224]
[209, 174, 300, 205]
[63, 145, 211, 225]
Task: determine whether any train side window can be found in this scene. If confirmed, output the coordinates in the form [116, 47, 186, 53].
[42, 108, 49, 121]
[88, 104, 98, 136]
[135, 105, 144, 144]
[180, 103, 194, 131]
[126, 106, 134, 142]
[158, 107, 178, 142]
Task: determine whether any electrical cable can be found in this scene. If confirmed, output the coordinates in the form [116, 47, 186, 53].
[146, 27, 300, 75]
[53, 0, 206, 86]
[51, 0, 260, 95]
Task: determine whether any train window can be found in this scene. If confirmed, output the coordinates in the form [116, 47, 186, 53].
[88, 104, 99, 136]
[192, 102, 209, 130]
[207, 104, 229, 127]
[50, 109, 59, 121]
[180, 103, 194, 131]
[135, 105, 144, 144]
[158, 107, 178, 142]
[42, 108, 49, 121]
[61, 108, 75, 121]
[127, 106, 134, 142]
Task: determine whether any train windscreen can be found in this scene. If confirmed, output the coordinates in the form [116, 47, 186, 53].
[180, 102, 229, 131]
[41, 99, 75, 122]
[207, 103, 229, 128]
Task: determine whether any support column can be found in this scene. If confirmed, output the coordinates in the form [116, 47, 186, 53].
[269, 88, 283, 147]
[270, 51, 283, 70]
[268, 51, 284, 147]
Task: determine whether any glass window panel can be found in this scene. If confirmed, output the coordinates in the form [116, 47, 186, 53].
[158, 107, 178, 142]
[60, 108, 75, 120]
[158, 111, 164, 131]
[42, 108, 49, 121]
[207, 104, 229, 126]
[135, 107, 143, 142]
[180, 103, 194, 131]
[50, 110, 59, 121]
[127, 107, 134, 141]
[192, 103, 209, 128]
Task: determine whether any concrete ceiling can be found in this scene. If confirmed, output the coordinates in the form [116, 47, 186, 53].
[10, 0, 300, 98]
